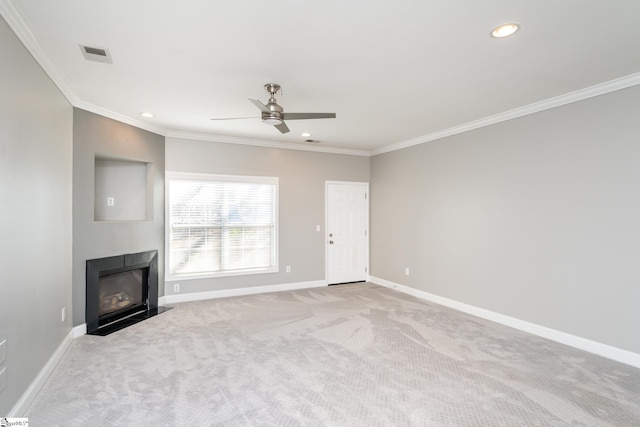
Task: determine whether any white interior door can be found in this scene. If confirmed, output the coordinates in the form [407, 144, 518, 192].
[326, 182, 369, 284]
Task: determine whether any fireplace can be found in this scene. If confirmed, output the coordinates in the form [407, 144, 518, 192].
[86, 250, 171, 335]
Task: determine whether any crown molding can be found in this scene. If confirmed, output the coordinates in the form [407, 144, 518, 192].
[74, 100, 168, 137]
[1, 1, 168, 137]
[5, 0, 639, 158]
[2, 0, 369, 157]
[0, 0, 79, 105]
[166, 131, 371, 156]
[373, 72, 640, 156]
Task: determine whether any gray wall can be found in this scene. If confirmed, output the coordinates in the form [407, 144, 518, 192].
[370, 84, 640, 354]
[94, 158, 150, 221]
[165, 137, 370, 295]
[73, 109, 165, 326]
[0, 16, 73, 414]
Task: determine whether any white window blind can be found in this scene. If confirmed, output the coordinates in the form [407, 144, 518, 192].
[167, 173, 277, 278]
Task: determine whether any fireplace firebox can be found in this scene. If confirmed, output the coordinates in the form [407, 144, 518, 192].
[86, 250, 171, 335]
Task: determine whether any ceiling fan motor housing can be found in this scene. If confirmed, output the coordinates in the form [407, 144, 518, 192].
[234, 83, 335, 132]
[263, 84, 284, 124]
[262, 112, 283, 125]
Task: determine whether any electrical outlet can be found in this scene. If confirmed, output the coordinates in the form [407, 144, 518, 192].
[316, 225, 321, 232]
[174, 283, 180, 293]
[0, 339, 6, 364]
[286, 266, 291, 273]
[107, 197, 114, 206]
[405, 267, 410, 276]
[61, 307, 66, 323]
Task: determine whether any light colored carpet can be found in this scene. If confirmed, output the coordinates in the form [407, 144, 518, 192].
[27, 283, 640, 426]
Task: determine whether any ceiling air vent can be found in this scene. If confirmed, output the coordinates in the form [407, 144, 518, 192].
[80, 45, 112, 63]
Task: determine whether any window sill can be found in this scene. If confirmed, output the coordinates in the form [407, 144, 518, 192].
[166, 266, 278, 282]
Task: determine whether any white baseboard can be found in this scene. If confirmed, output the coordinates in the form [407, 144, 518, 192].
[72, 323, 86, 338]
[369, 276, 640, 369]
[11, 280, 326, 416]
[9, 328, 74, 417]
[161, 280, 328, 305]
[21, 277, 636, 419]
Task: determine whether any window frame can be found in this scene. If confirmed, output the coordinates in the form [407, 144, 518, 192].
[165, 171, 279, 281]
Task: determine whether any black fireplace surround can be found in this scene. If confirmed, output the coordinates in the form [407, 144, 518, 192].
[86, 249, 171, 335]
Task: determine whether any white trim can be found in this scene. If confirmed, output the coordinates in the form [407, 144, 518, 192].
[165, 171, 279, 184]
[9, 328, 74, 417]
[369, 276, 640, 369]
[166, 266, 279, 282]
[166, 131, 371, 157]
[164, 172, 279, 282]
[0, 0, 368, 157]
[8, 280, 320, 416]
[72, 324, 87, 338]
[372, 72, 640, 155]
[0, 0, 78, 106]
[0, 0, 167, 137]
[74, 100, 167, 137]
[163, 280, 327, 304]
[5, 0, 640, 158]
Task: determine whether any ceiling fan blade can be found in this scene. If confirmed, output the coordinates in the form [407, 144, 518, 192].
[210, 116, 257, 121]
[274, 121, 290, 134]
[282, 112, 336, 120]
[248, 98, 271, 113]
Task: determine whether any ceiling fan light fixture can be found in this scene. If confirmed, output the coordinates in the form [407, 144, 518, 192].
[491, 23, 520, 38]
[263, 117, 283, 125]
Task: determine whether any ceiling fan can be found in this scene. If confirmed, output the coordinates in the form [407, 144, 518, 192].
[211, 83, 336, 134]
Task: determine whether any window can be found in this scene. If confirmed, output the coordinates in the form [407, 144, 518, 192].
[166, 172, 278, 279]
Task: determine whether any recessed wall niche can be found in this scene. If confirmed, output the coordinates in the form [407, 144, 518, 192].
[94, 157, 153, 221]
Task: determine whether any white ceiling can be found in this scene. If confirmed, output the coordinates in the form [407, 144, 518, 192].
[3, 0, 640, 154]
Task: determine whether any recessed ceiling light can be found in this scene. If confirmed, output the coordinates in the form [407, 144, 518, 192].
[491, 23, 520, 38]
[301, 132, 312, 138]
[139, 112, 155, 118]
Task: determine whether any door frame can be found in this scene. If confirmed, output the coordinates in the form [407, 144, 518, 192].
[325, 180, 370, 284]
